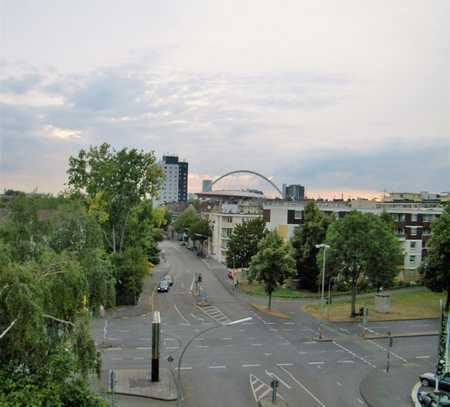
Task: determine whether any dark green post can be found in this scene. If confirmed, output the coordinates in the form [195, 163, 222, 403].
[152, 311, 160, 382]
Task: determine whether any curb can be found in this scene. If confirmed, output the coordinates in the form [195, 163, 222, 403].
[411, 382, 421, 407]
[329, 317, 440, 324]
[363, 331, 438, 340]
[112, 391, 177, 402]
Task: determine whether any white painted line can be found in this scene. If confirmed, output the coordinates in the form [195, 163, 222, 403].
[336, 381, 343, 387]
[251, 343, 263, 346]
[368, 340, 408, 363]
[174, 304, 190, 324]
[284, 322, 295, 325]
[254, 383, 265, 393]
[166, 347, 179, 350]
[339, 328, 351, 334]
[264, 353, 272, 356]
[357, 398, 364, 404]
[242, 363, 261, 367]
[176, 366, 193, 371]
[266, 370, 291, 389]
[196, 345, 208, 348]
[105, 347, 122, 351]
[304, 341, 317, 344]
[279, 366, 326, 407]
[308, 361, 325, 365]
[269, 328, 279, 332]
[276, 363, 294, 366]
[136, 346, 151, 350]
[337, 360, 355, 364]
[263, 322, 275, 325]
[416, 355, 430, 359]
[111, 357, 123, 360]
[333, 341, 376, 369]
[209, 365, 226, 369]
[223, 337, 232, 340]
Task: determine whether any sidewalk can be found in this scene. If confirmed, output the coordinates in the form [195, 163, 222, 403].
[359, 365, 422, 407]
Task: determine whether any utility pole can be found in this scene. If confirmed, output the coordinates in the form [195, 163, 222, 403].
[315, 243, 330, 339]
[386, 331, 393, 373]
[151, 311, 161, 382]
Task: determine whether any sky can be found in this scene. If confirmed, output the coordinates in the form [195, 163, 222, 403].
[1, 0, 449, 199]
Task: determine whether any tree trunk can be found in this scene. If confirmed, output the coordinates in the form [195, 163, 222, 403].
[446, 284, 450, 312]
[350, 280, 357, 318]
[112, 226, 116, 253]
[268, 291, 272, 309]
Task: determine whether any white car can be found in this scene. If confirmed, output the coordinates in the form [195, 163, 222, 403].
[163, 275, 173, 286]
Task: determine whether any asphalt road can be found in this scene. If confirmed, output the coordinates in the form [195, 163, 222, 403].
[91, 240, 438, 407]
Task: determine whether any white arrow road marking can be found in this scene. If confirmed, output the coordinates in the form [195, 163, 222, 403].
[265, 370, 291, 389]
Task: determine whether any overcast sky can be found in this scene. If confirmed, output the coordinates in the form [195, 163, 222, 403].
[1, 0, 449, 198]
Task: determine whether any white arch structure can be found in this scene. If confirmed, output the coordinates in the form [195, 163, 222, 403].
[211, 170, 283, 197]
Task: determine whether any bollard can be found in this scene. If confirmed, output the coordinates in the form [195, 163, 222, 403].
[152, 311, 161, 382]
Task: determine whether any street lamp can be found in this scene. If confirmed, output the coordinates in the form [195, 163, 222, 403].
[176, 317, 252, 407]
[315, 243, 330, 339]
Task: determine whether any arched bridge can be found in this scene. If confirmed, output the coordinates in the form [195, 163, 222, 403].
[211, 170, 283, 197]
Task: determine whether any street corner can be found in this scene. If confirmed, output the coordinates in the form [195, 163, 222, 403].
[101, 367, 177, 401]
[359, 365, 418, 407]
[250, 303, 291, 320]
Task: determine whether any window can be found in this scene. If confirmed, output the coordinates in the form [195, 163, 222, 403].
[223, 216, 233, 223]
[409, 255, 416, 263]
[410, 242, 416, 249]
[294, 210, 303, 220]
[411, 214, 417, 222]
[222, 228, 232, 238]
[423, 214, 433, 222]
[410, 228, 417, 236]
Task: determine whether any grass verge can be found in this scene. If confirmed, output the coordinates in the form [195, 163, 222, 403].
[302, 288, 444, 321]
[240, 282, 321, 299]
[251, 303, 291, 319]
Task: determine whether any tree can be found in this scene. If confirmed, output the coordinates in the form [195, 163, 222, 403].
[325, 211, 402, 317]
[188, 217, 212, 257]
[248, 231, 295, 309]
[423, 206, 450, 311]
[172, 206, 197, 237]
[290, 203, 333, 290]
[67, 143, 163, 254]
[226, 218, 266, 269]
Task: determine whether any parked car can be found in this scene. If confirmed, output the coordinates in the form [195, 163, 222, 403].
[163, 275, 173, 286]
[157, 280, 169, 293]
[418, 391, 450, 406]
[420, 372, 450, 392]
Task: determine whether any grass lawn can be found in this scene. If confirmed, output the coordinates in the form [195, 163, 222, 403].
[240, 281, 320, 299]
[303, 288, 445, 321]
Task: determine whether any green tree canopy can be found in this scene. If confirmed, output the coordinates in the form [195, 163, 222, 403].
[248, 231, 295, 309]
[67, 143, 163, 254]
[423, 206, 450, 311]
[226, 217, 266, 269]
[325, 211, 402, 317]
[172, 206, 198, 235]
[290, 202, 333, 290]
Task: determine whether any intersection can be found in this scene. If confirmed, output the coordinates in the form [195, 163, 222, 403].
[92, 240, 439, 407]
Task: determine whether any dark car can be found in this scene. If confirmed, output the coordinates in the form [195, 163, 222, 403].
[418, 391, 450, 406]
[157, 280, 169, 293]
[420, 372, 450, 392]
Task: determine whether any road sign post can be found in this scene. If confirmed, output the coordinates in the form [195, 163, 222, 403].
[152, 311, 161, 382]
[386, 331, 393, 373]
[271, 379, 279, 403]
[108, 369, 117, 407]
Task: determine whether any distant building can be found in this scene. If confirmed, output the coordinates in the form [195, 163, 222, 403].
[263, 198, 444, 281]
[202, 179, 212, 192]
[158, 155, 188, 203]
[284, 184, 305, 201]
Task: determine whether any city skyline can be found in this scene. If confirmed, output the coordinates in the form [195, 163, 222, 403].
[1, 1, 449, 197]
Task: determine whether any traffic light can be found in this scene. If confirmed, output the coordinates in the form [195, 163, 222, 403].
[198, 274, 202, 283]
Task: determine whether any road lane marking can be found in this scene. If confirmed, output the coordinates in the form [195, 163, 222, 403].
[278, 366, 326, 407]
[174, 304, 190, 324]
[265, 370, 291, 389]
[166, 347, 179, 350]
[276, 363, 294, 366]
[416, 355, 430, 359]
[264, 353, 272, 356]
[176, 366, 192, 370]
[337, 360, 355, 364]
[308, 361, 325, 365]
[333, 342, 376, 369]
[367, 340, 408, 363]
[242, 363, 261, 367]
[196, 345, 208, 348]
[251, 343, 263, 346]
[304, 341, 317, 344]
[209, 365, 226, 369]
[136, 346, 151, 350]
[284, 322, 295, 325]
[105, 347, 122, 351]
[133, 357, 145, 360]
[336, 381, 343, 387]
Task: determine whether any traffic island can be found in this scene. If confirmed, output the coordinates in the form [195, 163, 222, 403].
[101, 368, 177, 401]
[258, 396, 290, 407]
[251, 303, 291, 319]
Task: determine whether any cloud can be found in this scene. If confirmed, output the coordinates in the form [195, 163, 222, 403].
[0, 73, 42, 94]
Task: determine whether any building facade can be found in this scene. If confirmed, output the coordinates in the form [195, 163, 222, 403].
[202, 179, 212, 192]
[263, 199, 444, 280]
[158, 156, 188, 203]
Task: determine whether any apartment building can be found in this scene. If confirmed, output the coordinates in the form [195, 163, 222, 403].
[158, 155, 188, 203]
[263, 199, 444, 280]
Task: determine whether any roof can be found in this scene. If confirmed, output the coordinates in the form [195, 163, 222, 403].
[196, 190, 266, 200]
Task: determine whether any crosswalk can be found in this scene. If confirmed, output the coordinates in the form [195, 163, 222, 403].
[198, 304, 231, 324]
[249, 373, 286, 403]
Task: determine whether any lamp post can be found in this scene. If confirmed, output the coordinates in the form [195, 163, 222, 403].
[176, 317, 252, 407]
[315, 243, 330, 339]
